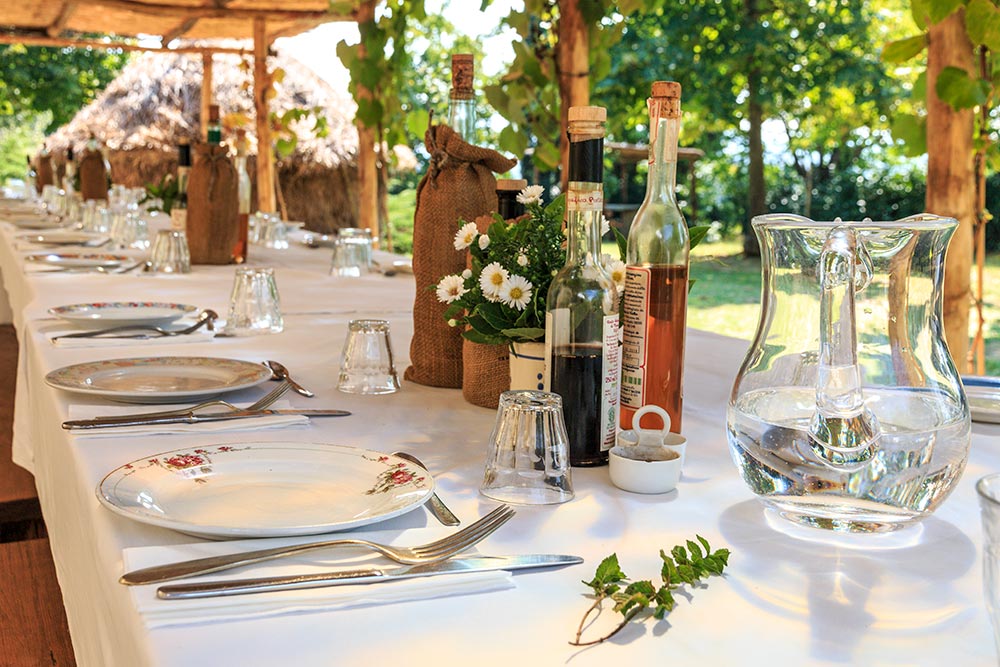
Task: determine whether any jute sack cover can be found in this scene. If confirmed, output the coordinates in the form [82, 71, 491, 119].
[405, 124, 516, 388]
[35, 155, 54, 193]
[462, 214, 510, 408]
[186, 143, 239, 265]
[78, 149, 108, 201]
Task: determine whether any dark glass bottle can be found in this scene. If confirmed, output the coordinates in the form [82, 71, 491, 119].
[170, 142, 190, 233]
[545, 106, 620, 467]
[496, 178, 527, 220]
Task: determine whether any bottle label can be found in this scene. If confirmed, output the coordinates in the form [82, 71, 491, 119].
[621, 266, 650, 409]
[567, 190, 604, 212]
[601, 314, 620, 452]
[170, 208, 187, 232]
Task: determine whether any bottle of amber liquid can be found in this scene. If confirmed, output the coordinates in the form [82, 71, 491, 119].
[233, 129, 251, 264]
[447, 54, 475, 141]
[546, 106, 620, 466]
[620, 81, 689, 433]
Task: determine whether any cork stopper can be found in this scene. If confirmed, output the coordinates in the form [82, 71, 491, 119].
[208, 104, 220, 122]
[450, 54, 474, 100]
[568, 106, 607, 123]
[496, 178, 528, 191]
[651, 81, 681, 99]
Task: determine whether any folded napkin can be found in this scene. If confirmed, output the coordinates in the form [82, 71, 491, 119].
[49, 327, 215, 349]
[123, 532, 514, 628]
[66, 399, 309, 438]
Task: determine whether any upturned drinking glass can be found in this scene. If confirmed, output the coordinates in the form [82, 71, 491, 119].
[223, 267, 284, 336]
[480, 390, 574, 505]
[149, 230, 191, 274]
[337, 319, 400, 394]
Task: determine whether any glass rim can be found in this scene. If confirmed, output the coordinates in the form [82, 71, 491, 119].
[752, 213, 957, 230]
[348, 318, 390, 330]
[499, 389, 562, 408]
[977, 473, 1000, 507]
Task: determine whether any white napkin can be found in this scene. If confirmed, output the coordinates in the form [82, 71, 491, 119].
[123, 532, 515, 628]
[66, 399, 309, 438]
[49, 328, 216, 348]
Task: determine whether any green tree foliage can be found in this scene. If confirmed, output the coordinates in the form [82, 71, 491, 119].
[0, 112, 50, 184]
[0, 44, 128, 132]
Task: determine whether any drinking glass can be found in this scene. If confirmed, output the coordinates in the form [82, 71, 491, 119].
[978, 474, 1000, 659]
[223, 267, 284, 336]
[149, 230, 191, 274]
[480, 390, 574, 505]
[337, 228, 374, 271]
[110, 211, 148, 250]
[330, 237, 367, 278]
[337, 319, 400, 394]
[261, 214, 289, 249]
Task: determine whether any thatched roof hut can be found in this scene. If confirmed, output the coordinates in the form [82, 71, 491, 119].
[46, 47, 359, 232]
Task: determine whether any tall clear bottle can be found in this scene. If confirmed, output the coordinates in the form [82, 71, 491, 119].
[170, 141, 190, 233]
[63, 147, 76, 195]
[620, 81, 689, 433]
[447, 54, 475, 141]
[546, 106, 620, 467]
[233, 129, 251, 264]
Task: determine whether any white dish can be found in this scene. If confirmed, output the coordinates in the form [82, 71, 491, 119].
[45, 356, 272, 404]
[964, 376, 1000, 424]
[25, 252, 128, 269]
[97, 443, 434, 538]
[18, 230, 108, 247]
[10, 216, 65, 230]
[49, 302, 197, 328]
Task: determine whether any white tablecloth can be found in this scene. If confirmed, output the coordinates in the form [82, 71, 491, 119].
[0, 213, 997, 666]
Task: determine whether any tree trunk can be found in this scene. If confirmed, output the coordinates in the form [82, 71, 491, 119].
[557, 0, 589, 192]
[355, 0, 380, 244]
[744, 0, 765, 257]
[926, 9, 975, 367]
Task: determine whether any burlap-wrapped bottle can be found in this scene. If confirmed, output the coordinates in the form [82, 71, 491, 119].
[35, 154, 54, 193]
[78, 149, 108, 201]
[186, 143, 239, 265]
[405, 125, 516, 388]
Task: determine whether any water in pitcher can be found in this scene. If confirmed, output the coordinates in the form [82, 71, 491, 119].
[728, 385, 970, 532]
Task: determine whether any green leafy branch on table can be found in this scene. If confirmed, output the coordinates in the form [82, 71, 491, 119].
[571, 536, 731, 647]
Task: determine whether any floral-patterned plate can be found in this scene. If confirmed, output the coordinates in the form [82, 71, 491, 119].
[49, 301, 198, 328]
[97, 442, 434, 538]
[45, 356, 272, 404]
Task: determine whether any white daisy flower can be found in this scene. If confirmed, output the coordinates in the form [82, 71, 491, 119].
[478, 234, 490, 250]
[435, 274, 467, 304]
[448, 319, 457, 327]
[461, 268, 472, 279]
[500, 275, 533, 311]
[517, 253, 529, 267]
[605, 258, 627, 292]
[516, 184, 545, 205]
[601, 216, 611, 237]
[479, 262, 509, 299]
[453, 222, 479, 251]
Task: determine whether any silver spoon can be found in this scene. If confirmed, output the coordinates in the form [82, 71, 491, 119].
[264, 360, 315, 397]
[391, 451, 460, 526]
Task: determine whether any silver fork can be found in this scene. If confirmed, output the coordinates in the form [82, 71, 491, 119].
[52, 309, 218, 340]
[120, 505, 515, 585]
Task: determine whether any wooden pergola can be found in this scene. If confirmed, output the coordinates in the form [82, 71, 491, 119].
[0, 1, 382, 236]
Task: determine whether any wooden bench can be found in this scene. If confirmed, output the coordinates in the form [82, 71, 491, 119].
[0, 537, 76, 666]
[0, 324, 45, 541]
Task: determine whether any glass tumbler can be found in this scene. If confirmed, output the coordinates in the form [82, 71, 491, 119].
[480, 390, 574, 505]
[110, 211, 149, 250]
[223, 267, 284, 336]
[337, 319, 400, 394]
[261, 214, 289, 249]
[337, 228, 374, 271]
[330, 237, 367, 278]
[149, 230, 191, 274]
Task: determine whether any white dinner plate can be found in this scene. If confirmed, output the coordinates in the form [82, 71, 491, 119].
[45, 356, 273, 403]
[97, 442, 434, 538]
[49, 301, 198, 328]
[9, 216, 65, 230]
[964, 376, 1000, 424]
[17, 230, 108, 247]
[25, 252, 129, 269]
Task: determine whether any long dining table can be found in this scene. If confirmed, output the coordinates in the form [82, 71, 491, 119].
[0, 207, 997, 666]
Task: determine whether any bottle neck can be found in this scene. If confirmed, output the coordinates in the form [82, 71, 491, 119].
[235, 155, 247, 171]
[447, 97, 476, 142]
[646, 114, 679, 203]
[565, 133, 605, 266]
[497, 192, 524, 220]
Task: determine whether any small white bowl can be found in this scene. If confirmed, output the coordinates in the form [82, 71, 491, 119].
[609, 443, 684, 494]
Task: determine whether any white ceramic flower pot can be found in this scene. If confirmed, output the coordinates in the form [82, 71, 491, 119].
[509, 341, 545, 391]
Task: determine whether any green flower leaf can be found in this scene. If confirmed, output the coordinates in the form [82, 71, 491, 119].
[689, 224, 711, 250]
[500, 327, 545, 341]
[882, 35, 926, 63]
[935, 66, 989, 110]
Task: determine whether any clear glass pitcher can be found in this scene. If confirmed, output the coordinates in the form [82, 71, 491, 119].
[727, 214, 971, 533]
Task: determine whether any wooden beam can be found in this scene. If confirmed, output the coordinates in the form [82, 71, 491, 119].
[201, 52, 213, 142]
[0, 32, 247, 54]
[355, 0, 378, 243]
[161, 16, 199, 46]
[46, 2, 77, 38]
[253, 17, 276, 213]
[85, 0, 335, 21]
[556, 0, 589, 191]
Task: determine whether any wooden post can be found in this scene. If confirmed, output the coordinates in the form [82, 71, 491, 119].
[200, 52, 213, 142]
[557, 0, 589, 191]
[254, 18, 276, 213]
[926, 9, 975, 367]
[355, 0, 379, 244]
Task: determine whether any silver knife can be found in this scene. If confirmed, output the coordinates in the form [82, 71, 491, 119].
[62, 409, 351, 430]
[156, 554, 582, 600]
